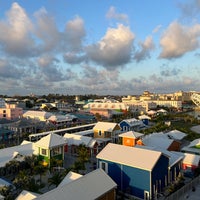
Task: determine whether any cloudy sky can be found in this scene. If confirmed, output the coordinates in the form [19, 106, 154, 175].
[0, 0, 200, 96]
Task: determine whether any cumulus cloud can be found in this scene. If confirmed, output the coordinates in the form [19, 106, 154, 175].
[0, 2, 35, 57]
[134, 36, 155, 62]
[106, 6, 129, 23]
[64, 16, 86, 52]
[34, 8, 61, 52]
[159, 21, 200, 59]
[86, 24, 134, 69]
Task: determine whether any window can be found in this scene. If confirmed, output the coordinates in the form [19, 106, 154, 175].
[100, 161, 108, 173]
[98, 130, 102, 136]
[3, 114, 6, 118]
[41, 148, 47, 155]
[3, 110, 6, 113]
[52, 147, 60, 156]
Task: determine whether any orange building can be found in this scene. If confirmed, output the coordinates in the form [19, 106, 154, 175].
[119, 131, 144, 147]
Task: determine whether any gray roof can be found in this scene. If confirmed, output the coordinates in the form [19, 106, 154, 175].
[35, 169, 117, 200]
[35, 133, 66, 149]
[97, 143, 164, 171]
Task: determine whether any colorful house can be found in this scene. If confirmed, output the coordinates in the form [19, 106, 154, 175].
[97, 143, 170, 199]
[93, 121, 121, 143]
[182, 153, 200, 172]
[119, 118, 144, 132]
[34, 133, 66, 167]
[119, 131, 144, 147]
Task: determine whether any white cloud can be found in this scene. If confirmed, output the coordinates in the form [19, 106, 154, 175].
[0, 2, 34, 57]
[64, 16, 86, 52]
[159, 21, 200, 59]
[134, 36, 155, 62]
[86, 24, 135, 69]
[106, 6, 129, 23]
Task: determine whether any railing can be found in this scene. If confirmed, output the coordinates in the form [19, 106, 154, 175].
[163, 175, 200, 200]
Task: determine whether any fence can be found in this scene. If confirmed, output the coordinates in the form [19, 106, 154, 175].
[163, 175, 200, 200]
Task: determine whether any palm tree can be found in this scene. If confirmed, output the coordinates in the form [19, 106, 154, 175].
[48, 172, 63, 188]
[33, 162, 48, 184]
[13, 170, 32, 190]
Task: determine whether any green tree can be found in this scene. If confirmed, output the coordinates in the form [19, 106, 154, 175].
[48, 172, 63, 188]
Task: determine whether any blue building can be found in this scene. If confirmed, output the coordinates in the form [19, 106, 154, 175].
[119, 118, 144, 132]
[96, 143, 170, 200]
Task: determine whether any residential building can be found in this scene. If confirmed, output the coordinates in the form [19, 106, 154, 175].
[34, 133, 66, 167]
[0, 103, 23, 120]
[119, 118, 145, 132]
[96, 143, 170, 199]
[34, 169, 117, 200]
[93, 121, 121, 143]
[119, 131, 144, 147]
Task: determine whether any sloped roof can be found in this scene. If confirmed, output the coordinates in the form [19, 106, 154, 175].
[138, 115, 151, 120]
[120, 118, 143, 127]
[93, 121, 119, 132]
[135, 145, 183, 168]
[188, 138, 200, 147]
[23, 110, 52, 119]
[35, 133, 66, 149]
[58, 171, 82, 187]
[0, 142, 35, 168]
[96, 143, 164, 171]
[142, 132, 174, 149]
[183, 153, 200, 166]
[119, 131, 144, 139]
[63, 133, 97, 148]
[16, 190, 39, 200]
[167, 130, 187, 140]
[35, 169, 117, 200]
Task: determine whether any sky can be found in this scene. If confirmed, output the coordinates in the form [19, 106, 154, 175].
[0, 0, 200, 96]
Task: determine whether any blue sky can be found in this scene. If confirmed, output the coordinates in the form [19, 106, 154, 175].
[0, 0, 200, 96]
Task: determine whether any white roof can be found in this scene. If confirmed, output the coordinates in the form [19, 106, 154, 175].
[35, 133, 66, 149]
[135, 146, 183, 168]
[97, 143, 163, 171]
[183, 153, 200, 166]
[0, 142, 35, 168]
[58, 171, 82, 187]
[93, 121, 119, 132]
[23, 110, 52, 119]
[121, 118, 143, 127]
[147, 110, 157, 115]
[138, 115, 151, 120]
[48, 115, 71, 122]
[119, 131, 144, 139]
[35, 169, 117, 200]
[16, 190, 39, 200]
[63, 133, 96, 148]
[167, 130, 187, 140]
[84, 102, 128, 110]
[188, 138, 200, 147]
[142, 132, 174, 149]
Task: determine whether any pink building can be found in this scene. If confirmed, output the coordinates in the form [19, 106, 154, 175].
[0, 103, 23, 120]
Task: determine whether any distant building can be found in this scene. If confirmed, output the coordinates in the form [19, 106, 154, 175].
[0, 102, 23, 120]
